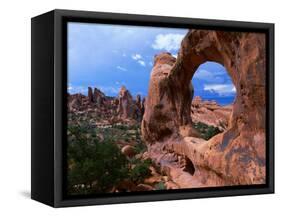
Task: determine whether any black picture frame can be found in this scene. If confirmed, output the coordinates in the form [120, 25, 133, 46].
[31, 9, 274, 207]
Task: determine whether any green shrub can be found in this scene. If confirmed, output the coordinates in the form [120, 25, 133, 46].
[193, 122, 222, 140]
[129, 159, 152, 183]
[133, 141, 147, 154]
[67, 124, 129, 194]
[113, 124, 129, 131]
[154, 181, 166, 190]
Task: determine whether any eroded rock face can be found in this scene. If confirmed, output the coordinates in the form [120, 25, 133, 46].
[88, 87, 93, 103]
[136, 94, 141, 109]
[141, 52, 196, 142]
[93, 87, 106, 106]
[68, 93, 85, 112]
[135, 94, 144, 121]
[117, 86, 137, 120]
[141, 53, 179, 142]
[142, 30, 266, 185]
[141, 97, 146, 117]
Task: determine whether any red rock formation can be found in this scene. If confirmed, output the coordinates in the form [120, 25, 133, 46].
[141, 53, 178, 142]
[93, 87, 106, 106]
[136, 94, 141, 109]
[88, 87, 93, 103]
[135, 94, 143, 121]
[68, 93, 84, 111]
[117, 86, 137, 120]
[141, 97, 146, 117]
[142, 30, 266, 186]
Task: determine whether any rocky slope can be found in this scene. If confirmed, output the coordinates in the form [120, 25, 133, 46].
[142, 30, 266, 187]
[191, 96, 232, 131]
[68, 86, 143, 124]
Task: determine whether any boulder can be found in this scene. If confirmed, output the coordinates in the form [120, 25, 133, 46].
[121, 145, 135, 158]
[134, 184, 155, 191]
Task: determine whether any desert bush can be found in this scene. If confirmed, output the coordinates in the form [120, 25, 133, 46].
[129, 159, 152, 183]
[67, 124, 129, 194]
[113, 124, 130, 131]
[154, 181, 166, 190]
[193, 122, 222, 140]
[133, 141, 147, 154]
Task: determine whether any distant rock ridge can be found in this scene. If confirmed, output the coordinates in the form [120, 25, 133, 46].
[68, 85, 146, 123]
[191, 96, 232, 131]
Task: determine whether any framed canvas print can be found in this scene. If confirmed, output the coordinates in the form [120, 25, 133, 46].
[31, 9, 274, 207]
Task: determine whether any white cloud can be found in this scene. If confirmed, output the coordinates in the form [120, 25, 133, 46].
[132, 54, 142, 60]
[67, 82, 127, 96]
[204, 84, 236, 96]
[138, 60, 146, 66]
[97, 86, 120, 95]
[194, 69, 225, 83]
[115, 81, 126, 86]
[116, 66, 127, 71]
[131, 53, 146, 67]
[67, 85, 88, 94]
[152, 33, 186, 51]
[172, 53, 178, 58]
[136, 91, 144, 96]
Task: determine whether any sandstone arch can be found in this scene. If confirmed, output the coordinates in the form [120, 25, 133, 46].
[142, 30, 266, 186]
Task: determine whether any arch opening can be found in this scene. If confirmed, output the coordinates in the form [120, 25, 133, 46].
[190, 61, 236, 139]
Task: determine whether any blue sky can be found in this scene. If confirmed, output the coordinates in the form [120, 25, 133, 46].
[67, 22, 236, 104]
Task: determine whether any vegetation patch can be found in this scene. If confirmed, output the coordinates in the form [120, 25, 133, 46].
[193, 122, 222, 140]
[67, 113, 156, 195]
[67, 124, 129, 194]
